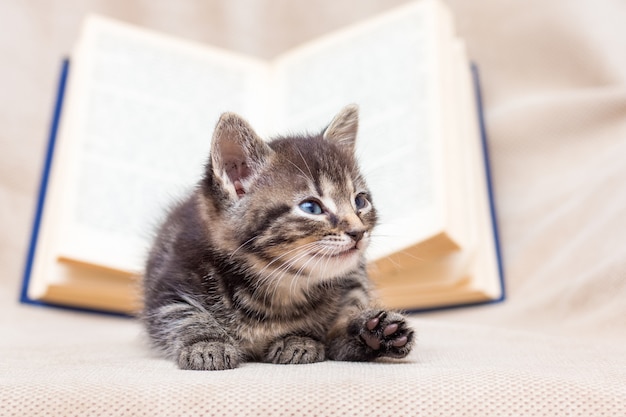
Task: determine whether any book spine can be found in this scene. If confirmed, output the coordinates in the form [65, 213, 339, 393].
[405, 64, 505, 315]
[471, 63, 506, 304]
[19, 59, 133, 318]
[19, 59, 70, 306]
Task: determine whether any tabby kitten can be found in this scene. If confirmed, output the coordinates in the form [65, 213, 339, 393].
[142, 104, 414, 370]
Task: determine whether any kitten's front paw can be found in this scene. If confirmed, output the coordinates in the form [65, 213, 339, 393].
[178, 341, 240, 371]
[357, 311, 414, 359]
[266, 335, 325, 365]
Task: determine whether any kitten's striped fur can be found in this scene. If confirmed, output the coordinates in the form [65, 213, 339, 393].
[142, 105, 414, 370]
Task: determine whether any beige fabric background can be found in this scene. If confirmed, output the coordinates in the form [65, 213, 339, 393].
[1, 1, 625, 416]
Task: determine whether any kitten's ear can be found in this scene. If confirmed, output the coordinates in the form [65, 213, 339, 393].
[323, 104, 359, 153]
[209, 112, 273, 198]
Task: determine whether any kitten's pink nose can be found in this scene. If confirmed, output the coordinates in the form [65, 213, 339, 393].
[346, 230, 365, 242]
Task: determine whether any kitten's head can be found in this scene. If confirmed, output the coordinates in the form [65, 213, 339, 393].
[201, 104, 376, 285]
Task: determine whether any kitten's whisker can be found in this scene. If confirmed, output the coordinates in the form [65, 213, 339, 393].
[253, 243, 316, 282]
[291, 244, 328, 300]
[374, 253, 402, 269]
[276, 241, 327, 301]
[257, 242, 320, 303]
[286, 157, 312, 183]
[230, 235, 261, 260]
[302, 245, 331, 292]
[393, 250, 425, 263]
[366, 234, 426, 264]
[293, 243, 325, 280]
[295, 147, 314, 179]
[255, 241, 319, 279]
[319, 245, 338, 281]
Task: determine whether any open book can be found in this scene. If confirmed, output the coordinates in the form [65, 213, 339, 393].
[21, 0, 504, 315]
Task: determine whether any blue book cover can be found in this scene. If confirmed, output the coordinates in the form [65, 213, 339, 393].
[404, 64, 505, 314]
[19, 59, 132, 317]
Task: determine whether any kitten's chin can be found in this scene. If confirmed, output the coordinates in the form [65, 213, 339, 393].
[307, 249, 362, 280]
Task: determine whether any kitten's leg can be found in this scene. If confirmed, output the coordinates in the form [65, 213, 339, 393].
[264, 335, 326, 365]
[326, 305, 415, 362]
[144, 299, 242, 371]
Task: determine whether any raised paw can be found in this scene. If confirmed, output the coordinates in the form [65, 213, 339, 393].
[266, 335, 325, 365]
[359, 311, 414, 359]
[178, 341, 240, 371]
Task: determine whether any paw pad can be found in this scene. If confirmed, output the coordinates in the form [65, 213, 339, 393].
[361, 311, 414, 358]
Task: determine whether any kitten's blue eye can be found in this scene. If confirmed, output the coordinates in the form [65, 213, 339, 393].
[299, 200, 324, 215]
[355, 194, 369, 211]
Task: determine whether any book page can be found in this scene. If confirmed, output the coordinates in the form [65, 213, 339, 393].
[56, 16, 271, 272]
[377, 41, 502, 311]
[272, 1, 445, 260]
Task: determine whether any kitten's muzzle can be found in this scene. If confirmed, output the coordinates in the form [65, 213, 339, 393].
[346, 230, 365, 243]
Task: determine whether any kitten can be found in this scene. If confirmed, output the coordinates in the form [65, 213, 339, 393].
[142, 104, 414, 370]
